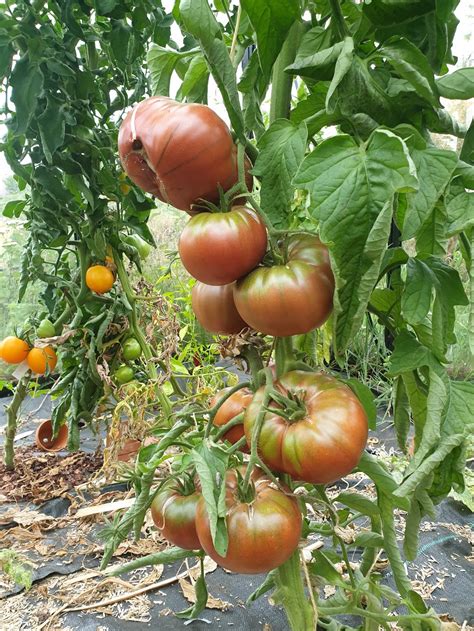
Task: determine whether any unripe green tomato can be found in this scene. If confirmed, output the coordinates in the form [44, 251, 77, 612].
[115, 365, 134, 384]
[122, 337, 142, 361]
[124, 234, 152, 259]
[37, 318, 56, 338]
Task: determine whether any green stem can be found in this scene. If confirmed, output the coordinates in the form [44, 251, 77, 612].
[242, 369, 273, 493]
[274, 550, 316, 631]
[240, 344, 265, 387]
[274, 336, 295, 377]
[115, 255, 171, 417]
[229, 3, 242, 65]
[269, 21, 305, 123]
[214, 412, 245, 440]
[315, 486, 356, 588]
[204, 380, 251, 438]
[328, 0, 350, 39]
[53, 305, 73, 331]
[4, 375, 30, 470]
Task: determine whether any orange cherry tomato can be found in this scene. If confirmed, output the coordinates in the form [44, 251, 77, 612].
[27, 346, 58, 375]
[1, 336, 30, 364]
[86, 265, 115, 294]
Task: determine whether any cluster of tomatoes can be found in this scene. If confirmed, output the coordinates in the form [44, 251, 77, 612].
[117, 95, 369, 575]
[0, 319, 58, 375]
[150, 373, 368, 574]
[119, 95, 335, 338]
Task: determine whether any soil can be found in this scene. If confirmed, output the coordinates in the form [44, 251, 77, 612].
[0, 446, 103, 504]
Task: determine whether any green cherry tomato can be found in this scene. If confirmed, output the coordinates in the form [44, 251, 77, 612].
[123, 234, 152, 259]
[114, 365, 135, 384]
[37, 318, 56, 338]
[122, 337, 142, 361]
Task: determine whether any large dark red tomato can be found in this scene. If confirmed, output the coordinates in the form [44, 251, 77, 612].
[244, 370, 368, 485]
[118, 96, 252, 212]
[192, 282, 248, 335]
[151, 484, 201, 550]
[211, 387, 253, 450]
[178, 206, 267, 285]
[233, 235, 334, 336]
[195, 467, 302, 574]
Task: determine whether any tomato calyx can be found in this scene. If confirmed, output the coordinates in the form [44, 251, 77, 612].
[266, 388, 307, 422]
[174, 472, 198, 497]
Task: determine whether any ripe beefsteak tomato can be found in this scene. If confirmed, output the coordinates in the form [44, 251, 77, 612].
[151, 484, 201, 550]
[179, 206, 267, 285]
[233, 235, 334, 336]
[211, 387, 253, 450]
[195, 467, 301, 574]
[118, 96, 252, 212]
[244, 370, 368, 485]
[192, 282, 248, 335]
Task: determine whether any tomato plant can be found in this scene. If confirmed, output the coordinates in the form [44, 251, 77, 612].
[178, 206, 267, 285]
[2, 0, 474, 630]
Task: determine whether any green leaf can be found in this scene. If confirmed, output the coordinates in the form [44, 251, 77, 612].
[378, 492, 411, 598]
[379, 37, 439, 106]
[10, 56, 44, 134]
[176, 54, 209, 103]
[326, 37, 354, 113]
[286, 32, 341, 79]
[180, 0, 244, 139]
[460, 119, 474, 164]
[253, 119, 307, 229]
[176, 557, 208, 619]
[294, 129, 417, 352]
[393, 376, 410, 451]
[192, 443, 228, 557]
[352, 531, 385, 548]
[2, 199, 27, 219]
[247, 570, 277, 605]
[37, 97, 66, 164]
[445, 187, 474, 236]
[396, 135, 458, 239]
[309, 550, 346, 587]
[107, 547, 195, 575]
[363, 0, 436, 27]
[147, 45, 185, 96]
[110, 20, 133, 65]
[416, 202, 447, 256]
[0, 37, 13, 82]
[336, 491, 379, 517]
[401, 258, 435, 325]
[241, 0, 301, 78]
[437, 67, 474, 99]
[358, 452, 410, 510]
[342, 378, 377, 430]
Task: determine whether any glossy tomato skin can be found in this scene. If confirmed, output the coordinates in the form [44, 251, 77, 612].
[234, 235, 334, 337]
[211, 387, 253, 449]
[37, 318, 56, 338]
[27, 346, 57, 374]
[118, 96, 252, 212]
[1, 336, 30, 364]
[192, 282, 248, 335]
[244, 371, 368, 485]
[195, 467, 302, 574]
[179, 207, 267, 285]
[151, 487, 201, 550]
[86, 265, 115, 294]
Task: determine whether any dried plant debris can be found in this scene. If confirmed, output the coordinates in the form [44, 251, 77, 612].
[0, 446, 103, 503]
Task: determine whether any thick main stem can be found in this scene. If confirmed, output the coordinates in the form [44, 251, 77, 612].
[274, 550, 316, 631]
[269, 21, 305, 123]
[4, 375, 29, 469]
